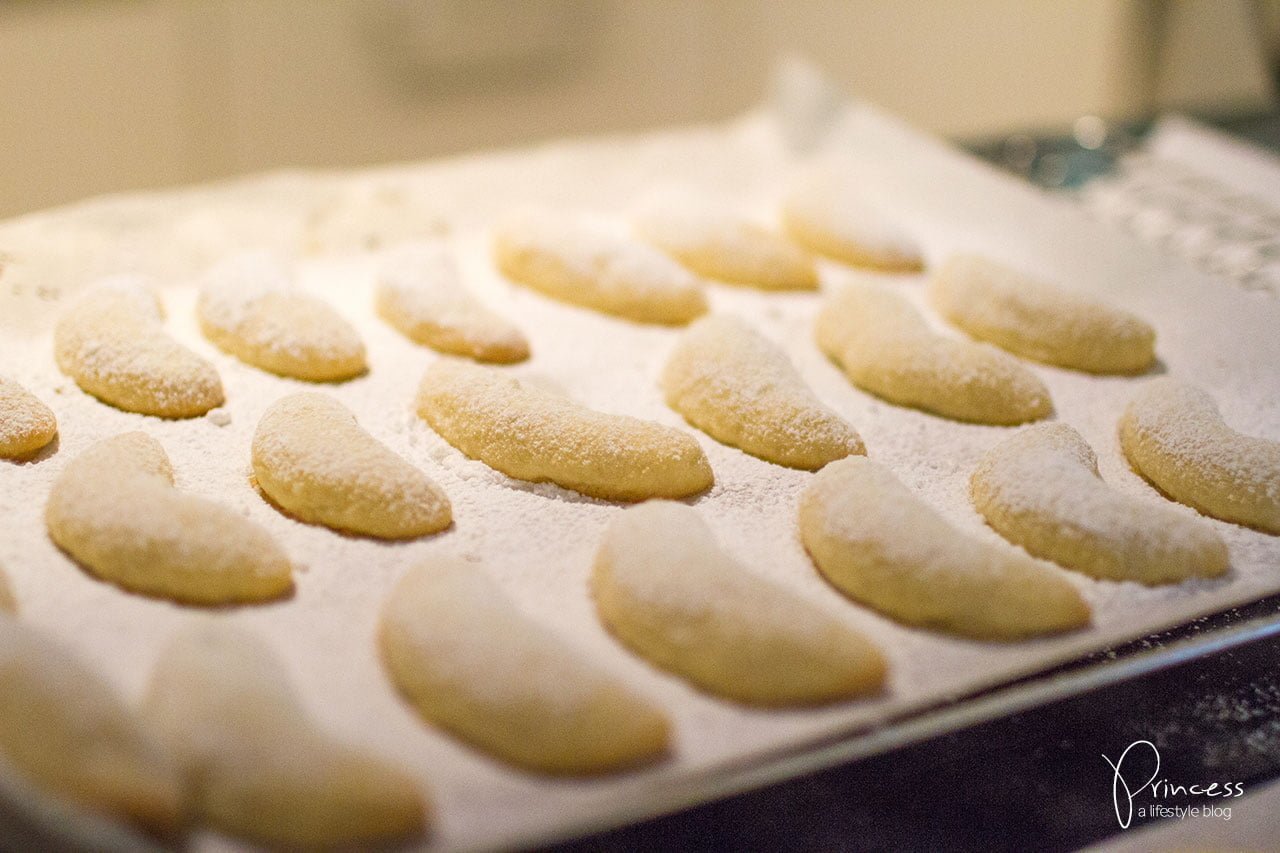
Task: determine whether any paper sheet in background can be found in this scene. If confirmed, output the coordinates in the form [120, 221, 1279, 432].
[1, 83, 1279, 851]
[1081, 114, 1280, 298]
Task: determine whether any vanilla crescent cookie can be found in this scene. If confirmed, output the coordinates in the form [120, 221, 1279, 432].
[492, 207, 708, 324]
[198, 251, 367, 381]
[0, 614, 183, 832]
[1120, 378, 1280, 533]
[376, 241, 530, 363]
[928, 254, 1156, 374]
[661, 315, 864, 469]
[46, 432, 293, 604]
[252, 393, 451, 538]
[631, 189, 817, 290]
[54, 276, 224, 418]
[379, 559, 670, 774]
[416, 359, 713, 501]
[815, 281, 1052, 424]
[971, 423, 1228, 584]
[593, 501, 885, 705]
[781, 169, 924, 272]
[799, 457, 1090, 640]
[0, 377, 57, 459]
[143, 622, 426, 847]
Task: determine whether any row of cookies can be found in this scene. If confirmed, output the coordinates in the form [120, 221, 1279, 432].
[2, 173, 1277, 846]
[1, 386, 1275, 847]
[0, 602, 426, 846]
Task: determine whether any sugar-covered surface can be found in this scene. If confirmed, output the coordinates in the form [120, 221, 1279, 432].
[0, 105, 1278, 851]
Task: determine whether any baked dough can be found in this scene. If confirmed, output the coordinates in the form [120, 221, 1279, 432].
[45, 432, 293, 604]
[54, 276, 224, 418]
[0, 377, 57, 458]
[252, 393, 451, 538]
[143, 621, 426, 847]
[379, 559, 670, 774]
[1120, 378, 1280, 533]
[376, 240, 530, 363]
[928, 254, 1156, 374]
[782, 169, 924, 272]
[593, 501, 886, 705]
[661, 315, 864, 469]
[416, 359, 713, 501]
[0, 614, 182, 832]
[799, 457, 1090, 639]
[632, 189, 817, 290]
[198, 251, 367, 381]
[815, 281, 1052, 424]
[492, 207, 708, 324]
[972, 423, 1228, 584]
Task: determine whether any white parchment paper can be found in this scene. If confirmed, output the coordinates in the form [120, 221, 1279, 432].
[0, 101, 1277, 851]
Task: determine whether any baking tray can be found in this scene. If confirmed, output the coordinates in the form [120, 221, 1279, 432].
[0, 92, 1278, 851]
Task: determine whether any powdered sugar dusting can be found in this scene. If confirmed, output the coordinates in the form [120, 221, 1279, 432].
[0, 377, 57, 458]
[196, 250, 292, 331]
[971, 422, 1227, 583]
[0, 107, 1275, 850]
[1121, 378, 1280, 531]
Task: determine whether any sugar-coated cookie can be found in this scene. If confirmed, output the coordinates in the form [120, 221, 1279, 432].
[0, 377, 57, 459]
[376, 241, 530, 363]
[0, 614, 183, 832]
[252, 393, 451, 538]
[782, 169, 924, 272]
[46, 432, 293, 604]
[593, 501, 885, 705]
[143, 622, 426, 847]
[379, 559, 670, 774]
[661, 315, 864, 469]
[1120, 378, 1280, 533]
[815, 281, 1052, 424]
[54, 276, 224, 418]
[632, 189, 817, 290]
[198, 251, 366, 381]
[416, 359, 713, 501]
[972, 423, 1228, 584]
[492, 207, 708, 324]
[799, 457, 1090, 640]
[928, 254, 1156, 374]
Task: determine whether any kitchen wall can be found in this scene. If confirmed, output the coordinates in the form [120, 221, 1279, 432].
[0, 0, 1273, 217]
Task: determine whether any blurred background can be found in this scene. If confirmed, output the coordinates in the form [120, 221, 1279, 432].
[1, 0, 1277, 218]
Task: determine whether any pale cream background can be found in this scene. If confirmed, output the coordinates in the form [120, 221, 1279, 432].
[0, 0, 1275, 217]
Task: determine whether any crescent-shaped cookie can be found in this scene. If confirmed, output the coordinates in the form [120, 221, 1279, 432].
[928, 254, 1156, 374]
[143, 622, 426, 847]
[815, 281, 1052, 425]
[971, 423, 1228, 583]
[799, 456, 1090, 640]
[54, 276, 224, 418]
[376, 241, 530, 363]
[252, 393, 451, 538]
[632, 190, 817, 290]
[379, 559, 670, 774]
[492, 207, 708, 325]
[45, 432, 293, 604]
[0, 377, 57, 459]
[593, 501, 885, 704]
[1120, 378, 1280, 533]
[198, 251, 366, 381]
[781, 170, 924, 272]
[416, 359, 713, 501]
[661, 315, 864, 469]
[0, 614, 183, 832]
